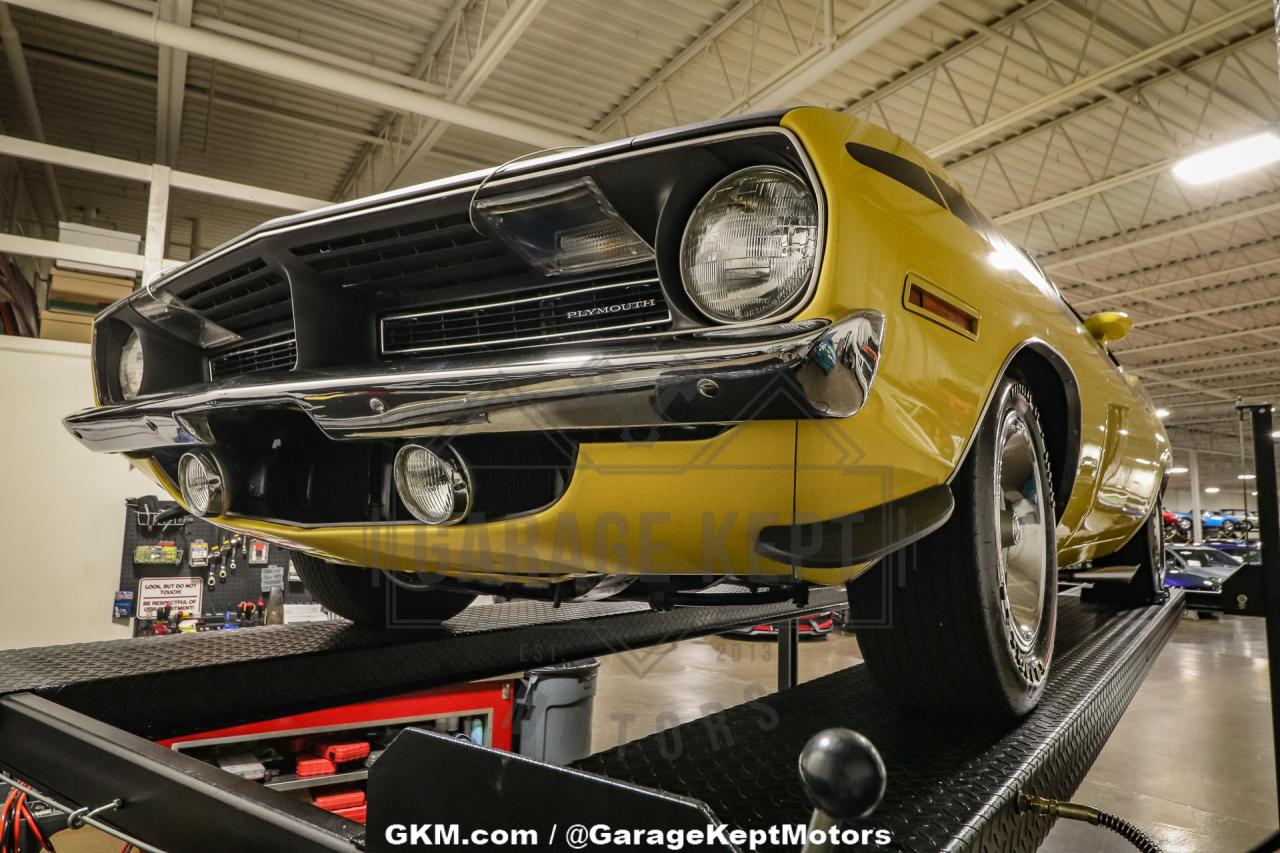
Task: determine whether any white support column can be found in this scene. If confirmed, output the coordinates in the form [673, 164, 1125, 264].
[143, 164, 172, 286]
[1190, 450, 1203, 543]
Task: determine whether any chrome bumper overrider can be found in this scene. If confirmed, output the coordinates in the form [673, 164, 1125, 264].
[64, 312, 884, 454]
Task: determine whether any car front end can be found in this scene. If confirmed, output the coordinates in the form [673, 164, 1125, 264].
[65, 111, 890, 587]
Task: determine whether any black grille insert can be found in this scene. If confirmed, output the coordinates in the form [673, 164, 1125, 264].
[209, 334, 298, 379]
[290, 211, 533, 303]
[176, 259, 293, 342]
[380, 273, 670, 355]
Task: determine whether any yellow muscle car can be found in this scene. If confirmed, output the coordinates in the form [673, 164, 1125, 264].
[66, 107, 1170, 719]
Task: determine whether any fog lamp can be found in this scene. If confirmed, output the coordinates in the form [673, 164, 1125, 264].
[178, 452, 228, 516]
[393, 444, 471, 525]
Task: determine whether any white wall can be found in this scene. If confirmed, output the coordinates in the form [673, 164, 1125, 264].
[0, 336, 154, 649]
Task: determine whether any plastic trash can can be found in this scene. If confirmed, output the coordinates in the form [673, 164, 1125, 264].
[516, 658, 599, 765]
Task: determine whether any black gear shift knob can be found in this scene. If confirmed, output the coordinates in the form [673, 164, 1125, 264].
[798, 728, 886, 820]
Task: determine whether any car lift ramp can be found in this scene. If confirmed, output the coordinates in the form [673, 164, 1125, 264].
[0, 586, 1182, 853]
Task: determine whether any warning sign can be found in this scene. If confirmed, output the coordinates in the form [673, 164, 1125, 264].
[137, 577, 205, 618]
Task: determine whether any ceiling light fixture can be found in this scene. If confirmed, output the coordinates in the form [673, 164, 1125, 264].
[1204, 486, 1221, 494]
[1168, 466, 1189, 474]
[1238, 474, 1257, 480]
[1173, 131, 1280, 184]
[1154, 408, 1170, 419]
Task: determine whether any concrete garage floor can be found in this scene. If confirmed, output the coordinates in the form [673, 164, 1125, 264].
[591, 613, 1276, 852]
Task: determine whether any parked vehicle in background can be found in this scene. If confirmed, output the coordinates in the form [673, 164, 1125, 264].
[1200, 511, 1250, 538]
[1164, 545, 1242, 610]
[1163, 510, 1191, 540]
[723, 613, 835, 640]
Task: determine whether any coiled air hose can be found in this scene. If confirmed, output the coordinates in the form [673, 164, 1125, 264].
[1018, 793, 1163, 853]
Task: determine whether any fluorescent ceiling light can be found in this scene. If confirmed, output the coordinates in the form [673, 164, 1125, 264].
[1273, 430, 1280, 439]
[1173, 132, 1280, 185]
[1168, 466, 1189, 474]
[1238, 474, 1257, 480]
[1155, 408, 1170, 419]
[1204, 486, 1221, 494]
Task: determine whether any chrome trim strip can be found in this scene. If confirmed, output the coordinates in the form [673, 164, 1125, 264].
[381, 315, 673, 356]
[386, 276, 660, 322]
[378, 276, 672, 355]
[65, 312, 884, 454]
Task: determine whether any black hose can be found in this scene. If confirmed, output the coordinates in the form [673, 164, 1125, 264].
[1018, 794, 1164, 853]
[1095, 810, 1163, 853]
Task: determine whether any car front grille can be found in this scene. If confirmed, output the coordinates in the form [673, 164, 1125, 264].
[209, 334, 298, 379]
[158, 202, 675, 383]
[176, 259, 294, 341]
[380, 269, 669, 355]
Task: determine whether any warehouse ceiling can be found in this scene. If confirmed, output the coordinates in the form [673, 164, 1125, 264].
[1, 0, 1278, 490]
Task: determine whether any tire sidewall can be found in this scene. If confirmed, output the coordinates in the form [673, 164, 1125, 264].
[966, 378, 1058, 714]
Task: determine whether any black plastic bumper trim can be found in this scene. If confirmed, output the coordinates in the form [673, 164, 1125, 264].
[754, 484, 955, 568]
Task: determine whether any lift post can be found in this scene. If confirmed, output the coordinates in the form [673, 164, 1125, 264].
[1240, 403, 1280, 826]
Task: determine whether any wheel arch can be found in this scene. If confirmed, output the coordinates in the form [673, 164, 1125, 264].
[1007, 342, 1082, 521]
[952, 340, 1082, 522]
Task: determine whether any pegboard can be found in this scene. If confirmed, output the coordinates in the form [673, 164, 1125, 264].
[118, 496, 314, 619]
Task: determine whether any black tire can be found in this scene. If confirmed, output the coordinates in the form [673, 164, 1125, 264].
[292, 552, 475, 628]
[1088, 505, 1167, 607]
[850, 377, 1057, 720]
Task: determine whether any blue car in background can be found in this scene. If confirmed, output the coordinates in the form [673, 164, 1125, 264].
[1186, 512, 1251, 538]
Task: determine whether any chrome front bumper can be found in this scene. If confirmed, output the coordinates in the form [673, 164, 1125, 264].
[64, 312, 884, 454]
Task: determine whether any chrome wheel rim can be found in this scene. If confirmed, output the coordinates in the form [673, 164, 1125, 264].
[995, 410, 1049, 655]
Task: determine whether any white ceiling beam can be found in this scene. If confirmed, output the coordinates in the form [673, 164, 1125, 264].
[1042, 189, 1280, 271]
[593, 0, 761, 133]
[1054, 0, 1266, 124]
[0, 134, 328, 211]
[0, 3, 64, 223]
[1129, 345, 1280, 374]
[993, 158, 1173, 224]
[9, 0, 583, 150]
[369, 0, 550, 195]
[945, 27, 1272, 172]
[929, 3, 1270, 160]
[0, 231, 178, 271]
[720, 0, 944, 115]
[24, 44, 389, 147]
[1072, 250, 1280, 308]
[153, 0, 192, 167]
[841, 0, 1054, 117]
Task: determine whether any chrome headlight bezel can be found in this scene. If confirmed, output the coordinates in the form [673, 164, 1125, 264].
[678, 165, 821, 326]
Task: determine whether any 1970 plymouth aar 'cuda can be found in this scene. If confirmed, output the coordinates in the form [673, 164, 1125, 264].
[66, 107, 1169, 719]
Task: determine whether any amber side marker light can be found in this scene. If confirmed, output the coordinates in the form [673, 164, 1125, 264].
[904, 279, 980, 339]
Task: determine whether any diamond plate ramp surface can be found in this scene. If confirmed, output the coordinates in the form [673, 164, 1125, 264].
[0, 585, 845, 740]
[575, 590, 1182, 853]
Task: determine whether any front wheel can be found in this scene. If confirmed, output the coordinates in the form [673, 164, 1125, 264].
[292, 552, 475, 628]
[851, 377, 1057, 720]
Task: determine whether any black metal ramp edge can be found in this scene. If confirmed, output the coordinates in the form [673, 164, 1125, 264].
[575, 589, 1184, 853]
[0, 585, 845, 740]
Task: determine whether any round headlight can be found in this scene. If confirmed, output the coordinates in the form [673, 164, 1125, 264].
[118, 331, 144, 400]
[178, 452, 228, 517]
[393, 444, 471, 526]
[680, 166, 819, 323]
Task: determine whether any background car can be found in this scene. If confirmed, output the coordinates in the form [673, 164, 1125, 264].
[1164, 545, 1241, 611]
[722, 613, 836, 640]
